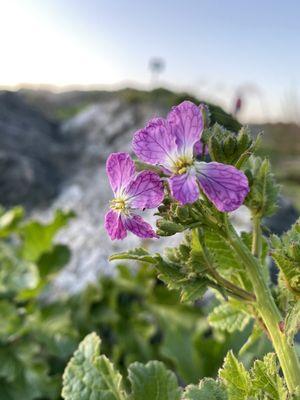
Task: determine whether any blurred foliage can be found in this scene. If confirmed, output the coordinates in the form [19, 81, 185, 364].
[0, 206, 76, 400]
[0, 205, 271, 399]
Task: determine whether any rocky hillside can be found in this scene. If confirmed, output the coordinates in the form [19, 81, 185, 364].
[0, 91, 70, 208]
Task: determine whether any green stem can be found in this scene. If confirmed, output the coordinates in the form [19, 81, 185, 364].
[251, 215, 262, 258]
[224, 219, 300, 395]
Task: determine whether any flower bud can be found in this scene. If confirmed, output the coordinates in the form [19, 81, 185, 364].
[176, 205, 190, 221]
[223, 136, 237, 157]
[156, 219, 184, 235]
[237, 127, 252, 153]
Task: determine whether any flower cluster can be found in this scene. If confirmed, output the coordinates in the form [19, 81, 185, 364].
[105, 101, 249, 240]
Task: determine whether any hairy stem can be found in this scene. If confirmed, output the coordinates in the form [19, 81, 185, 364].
[224, 218, 300, 395]
[251, 215, 262, 258]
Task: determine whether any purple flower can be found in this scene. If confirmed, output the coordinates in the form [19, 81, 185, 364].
[133, 101, 249, 212]
[104, 152, 164, 240]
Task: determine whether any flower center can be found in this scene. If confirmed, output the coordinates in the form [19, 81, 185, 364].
[110, 197, 127, 212]
[173, 157, 193, 175]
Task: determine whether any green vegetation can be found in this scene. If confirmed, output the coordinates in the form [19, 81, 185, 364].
[0, 205, 269, 400]
[61, 334, 286, 400]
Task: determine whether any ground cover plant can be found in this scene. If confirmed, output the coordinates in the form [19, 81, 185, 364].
[62, 101, 300, 399]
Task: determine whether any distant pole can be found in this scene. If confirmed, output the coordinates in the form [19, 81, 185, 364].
[149, 57, 165, 87]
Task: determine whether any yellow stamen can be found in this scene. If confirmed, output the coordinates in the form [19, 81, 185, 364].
[173, 157, 193, 175]
[110, 198, 126, 212]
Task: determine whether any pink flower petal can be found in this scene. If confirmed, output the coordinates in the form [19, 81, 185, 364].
[167, 101, 203, 157]
[124, 215, 158, 239]
[126, 170, 164, 209]
[169, 172, 199, 205]
[194, 140, 208, 156]
[132, 117, 177, 170]
[106, 152, 135, 194]
[197, 162, 249, 212]
[104, 209, 127, 240]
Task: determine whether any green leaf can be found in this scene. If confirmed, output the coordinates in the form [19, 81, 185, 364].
[239, 324, 263, 356]
[190, 229, 251, 292]
[29, 304, 78, 358]
[110, 248, 157, 264]
[285, 302, 300, 346]
[111, 246, 209, 303]
[62, 333, 126, 400]
[0, 207, 24, 238]
[251, 353, 288, 400]
[0, 341, 59, 400]
[0, 301, 22, 339]
[271, 253, 300, 294]
[204, 230, 246, 282]
[38, 244, 71, 278]
[0, 242, 39, 296]
[179, 279, 209, 303]
[156, 257, 209, 303]
[183, 378, 228, 400]
[271, 219, 300, 295]
[244, 156, 279, 217]
[219, 351, 251, 400]
[209, 302, 250, 333]
[21, 210, 75, 262]
[128, 360, 181, 400]
[154, 304, 203, 384]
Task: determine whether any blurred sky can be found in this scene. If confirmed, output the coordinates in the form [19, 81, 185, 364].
[1, 0, 300, 123]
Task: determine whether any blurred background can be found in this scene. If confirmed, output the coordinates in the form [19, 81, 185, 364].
[0, 0, 300, 287]
[0, 1, 300, 398]
[1, 0, 300, 281]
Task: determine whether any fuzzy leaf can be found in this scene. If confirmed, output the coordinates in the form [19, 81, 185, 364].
[156, 256, 210, 302]
[110, 248, 157, 264]
[128, 360, 181, 400]
[271, 219, 300, 295]
[62, 333, 125, 400]
[272, 253, 300, 294]
[285, 302, 300, 346]
[219, 351, 251, 400]
[208, 302, 250, 333]
[179, 279, 210, 302]
[244, 156, 279, 217]
[183, 378, 227, 400]
[251, 353, 288, 400]
[205, 231, 242, 273]
[193, 229, 250, 289]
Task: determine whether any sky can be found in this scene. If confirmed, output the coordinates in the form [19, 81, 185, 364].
[1, 0, 300, 123]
